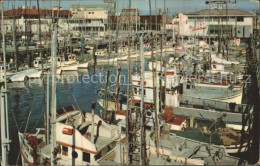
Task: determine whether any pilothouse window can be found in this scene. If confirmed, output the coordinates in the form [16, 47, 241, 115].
[62, 146, 68, 156]
[83, 152, 90, 163]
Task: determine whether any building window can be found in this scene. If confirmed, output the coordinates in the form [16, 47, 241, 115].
[237, 17, 244, 22]
[89, 12, 91, 14]
[83, 152, 90, 163]
[92, 12, 94, 14]
[186, 85, 190, 89]
[62, 146, 68, 156]
[144, 89, 146, 96]
[134, 87, 138, 94]
[213, 18, 219, 22]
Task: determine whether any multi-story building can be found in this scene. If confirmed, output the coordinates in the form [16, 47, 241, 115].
[2, 6, 71, 34]
[58, 4, 113, 36]
[59, 7, 108, 36]
[174, 8, 254, 38]
[108, 8, 165, 31]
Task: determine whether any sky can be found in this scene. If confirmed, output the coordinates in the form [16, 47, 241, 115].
[3, 0, 260, 15]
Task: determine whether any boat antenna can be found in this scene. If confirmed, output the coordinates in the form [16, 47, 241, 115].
[1, 0, 11, 165]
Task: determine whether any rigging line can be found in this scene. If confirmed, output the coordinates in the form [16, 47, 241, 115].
[27, 91, 44, 132]
[16, 109, 32, 165]
[7, 94, 19, 133]
[72, 94, 81, 111]
[15, 84, 38, 165]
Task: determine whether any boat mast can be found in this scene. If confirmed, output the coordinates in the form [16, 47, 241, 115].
[151, 38, 160, 157]
[150, 0, 160, 157]
[36, 0, 48, 145]
[155, 0, 157, 31]
[125, 0, 131, 164]
[12, 4, 18, 72]
[163, 0, 166, 34]
[46, 71, 50, 145]
[91, 102, 95, 143]
[1, 0, 11, 165]
[225, 0, 229, 60]
[217, 0, 221, 53]
[51, 5, 58, 166]
[149, 0, 152, 30]
[139, 35, 147, 165]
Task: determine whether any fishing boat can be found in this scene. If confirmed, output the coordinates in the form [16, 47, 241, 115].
[182, 81, 243, 104]
[9, 69, 42, 83]
[115, 119, 243, 165]
[56, 56, 88, 73]
[18, 106, 120, 165]
[33, 57, 51, 69]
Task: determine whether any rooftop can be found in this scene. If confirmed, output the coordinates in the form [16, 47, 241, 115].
[4, 9, 71, 17]
[70, 3, 115, 12]
[185, 8, 254, 17]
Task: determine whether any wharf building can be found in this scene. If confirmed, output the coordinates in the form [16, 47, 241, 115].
[1, 6, 70, 35]
[172, 2, 255, 39]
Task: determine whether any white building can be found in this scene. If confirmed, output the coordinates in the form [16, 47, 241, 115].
[2, 6, 70, 34]
[174, 8, 254, 38]
[58, 4, 112, 37]
[63, 8, 107, 36]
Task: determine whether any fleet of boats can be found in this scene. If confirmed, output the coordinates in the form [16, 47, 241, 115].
[0, 0, 258, 165]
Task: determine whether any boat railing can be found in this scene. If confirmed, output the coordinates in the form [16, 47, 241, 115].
[179, 95, 253, 113]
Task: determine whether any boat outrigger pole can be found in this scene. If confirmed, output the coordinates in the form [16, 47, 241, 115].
[1, 0, 11, 165]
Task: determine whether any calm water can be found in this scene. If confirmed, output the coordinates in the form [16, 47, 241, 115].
[6, 53, 157, 164]
[7, 64, 130, 164]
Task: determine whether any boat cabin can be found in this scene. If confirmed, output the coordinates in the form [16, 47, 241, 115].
[68, 54, 77, 61]
[0, 64, 10, 72]
[19, 110, 119, 165]
[53, 111, 119, 165]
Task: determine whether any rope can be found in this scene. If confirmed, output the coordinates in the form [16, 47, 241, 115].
[72, 94, 81, 110]
[7, 93, 19, 133]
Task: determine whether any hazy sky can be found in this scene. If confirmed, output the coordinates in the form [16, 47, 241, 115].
[3, 0, 259, 15]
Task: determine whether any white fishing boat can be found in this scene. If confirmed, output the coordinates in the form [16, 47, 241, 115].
[95, 49, 108, 57]
[182, 81, 243, 104]
[55, 56, 88, 74]
[33, 57, 51, 69]
[18, 107, 120, 165]
[115, 120, 242, 165]
[9, 69, 42, 82]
